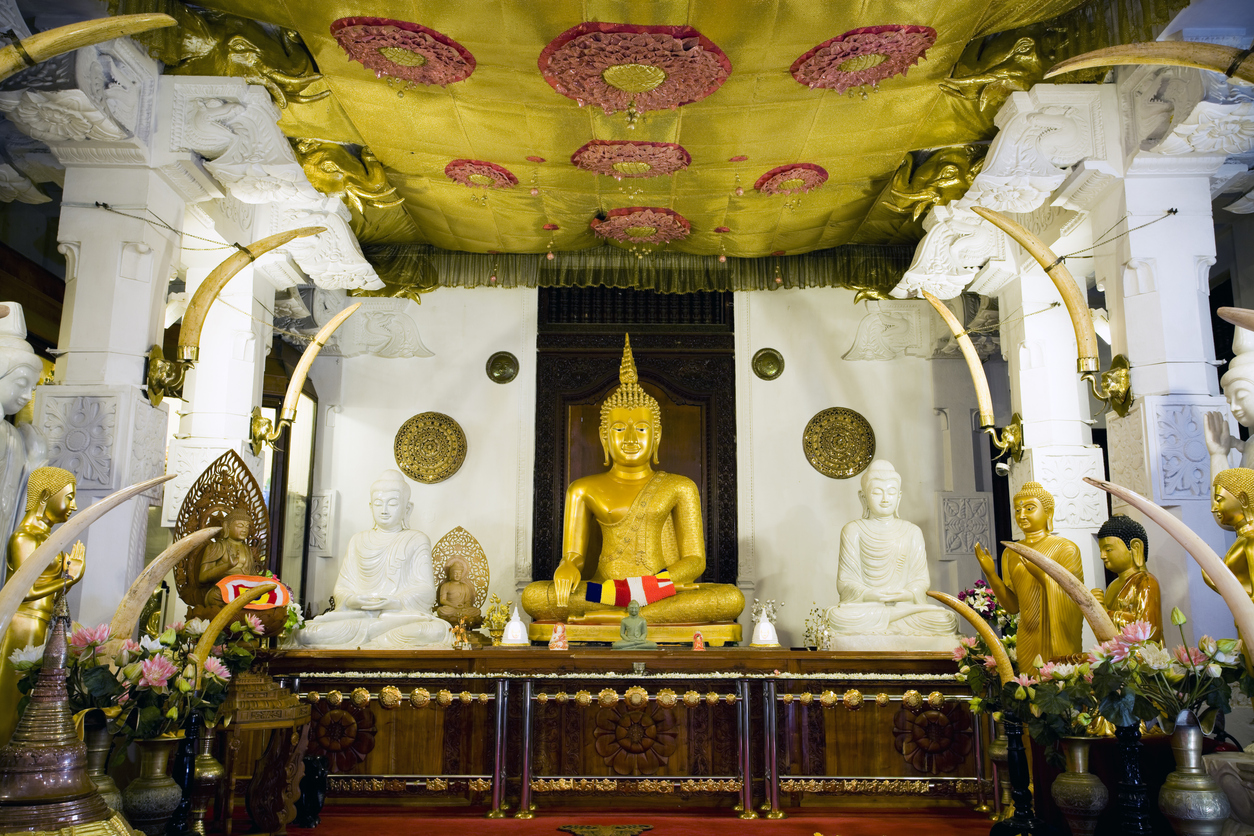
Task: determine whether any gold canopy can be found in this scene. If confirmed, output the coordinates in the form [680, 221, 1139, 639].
[118, 0, 1174, 260]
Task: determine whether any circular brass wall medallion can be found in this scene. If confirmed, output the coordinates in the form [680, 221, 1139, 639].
[752, 348, 784, 380]
[485, 351, 519, 384]
[802, 407, 875, 479]
[394, 412, 467, 483]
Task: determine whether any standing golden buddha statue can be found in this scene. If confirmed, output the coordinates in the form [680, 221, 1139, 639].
[1095, 514, 1161, 643]
[1208, 468, 1254, 603]
[0, 467, 84, 743]
[975, 481, 1083, 674]
[521, 335, 744, 644]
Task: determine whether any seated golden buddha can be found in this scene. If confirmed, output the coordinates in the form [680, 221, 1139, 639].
[522, 336, 744, 641]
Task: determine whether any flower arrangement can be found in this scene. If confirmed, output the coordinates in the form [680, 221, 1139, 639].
[952, 580, 1019, 714]
[1086, 611, 1246, 729]
[11, 617, 263, 744]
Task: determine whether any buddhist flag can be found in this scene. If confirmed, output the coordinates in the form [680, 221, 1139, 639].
[216, 575, 291, 609]
[585, 571, 676, 608]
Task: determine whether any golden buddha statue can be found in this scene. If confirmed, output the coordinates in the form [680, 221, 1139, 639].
[198, 508, 258, 609]
[0, 467, 84, 744]
[521, 336, 744, 642]
[1208, 468, 1254, 602]
[1095, 514, 1162, 643]
[975, 481, 1083, 674]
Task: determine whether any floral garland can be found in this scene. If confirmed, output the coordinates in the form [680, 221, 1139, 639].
[790, 25, 936, 95]
[571, 140, 691, 179]
[590, 207, 691, 245]
[445, 159, 518, 189]
[754, 163, 829, 195]
[538, 23, 731, 114]
[331, 18, 475, 85]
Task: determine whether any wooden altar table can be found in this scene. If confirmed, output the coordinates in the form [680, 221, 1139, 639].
[262, 648, 984, 818]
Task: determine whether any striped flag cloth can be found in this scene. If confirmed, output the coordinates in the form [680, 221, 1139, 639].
[216, 574, 292, 609]
[585, 571, 676, 608]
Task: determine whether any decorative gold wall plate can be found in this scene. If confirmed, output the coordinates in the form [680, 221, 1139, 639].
[394, 412, 467, 483]
[433, 526, 490, 609]
[486, 351, 518, 384]
[802, 407, 875, 479]
[752, 348, 784, 380]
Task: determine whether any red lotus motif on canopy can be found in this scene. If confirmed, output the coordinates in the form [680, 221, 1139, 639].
[791, 25, 936, 94]
[331, 17, 475, 85]
[755, 163, 829, 195]
[445, 159, 518, 189]
[572, 141, 691, 179]
[538, 23, 731, 115]
[591, 207, 691, 245]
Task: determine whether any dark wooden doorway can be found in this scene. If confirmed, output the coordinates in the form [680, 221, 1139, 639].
[532, 287, 737, 585]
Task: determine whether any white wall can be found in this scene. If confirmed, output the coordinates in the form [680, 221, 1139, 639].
[735, 288, 973, 646]
[307, 287, 538, 614]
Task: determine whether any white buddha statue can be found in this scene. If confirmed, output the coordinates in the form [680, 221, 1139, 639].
[824, 460, 959, 651]
[1206, 322, 1254, 482]
[296, 470, 452, 649]
[0, 303, 47, 555]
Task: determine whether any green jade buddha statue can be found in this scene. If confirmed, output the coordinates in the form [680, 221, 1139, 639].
[522, 336, 744, 639]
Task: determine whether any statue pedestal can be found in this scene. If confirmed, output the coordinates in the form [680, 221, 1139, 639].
[527, 620, 741, 646]
[826, 633, 960, 653]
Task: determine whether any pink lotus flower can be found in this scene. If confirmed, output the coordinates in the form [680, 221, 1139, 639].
[982, 655, 997, 669]
[69, 624, 112, 655]
[1012, 674, 1038, 687]
[138, 655, 177, 690]
[202, 657, 231, 682]
[1120, 621, 1155, 644]
[1174, 645, 1207, 667]
[171, 621, 185, 633]
[244, 614, 266, 636]
[959, 636, 978, 648]
[951, 645, 967, 662]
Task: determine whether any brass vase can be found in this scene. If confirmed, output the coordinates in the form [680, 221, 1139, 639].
[988, 714, 1013, 820]
[82, 710, 123, 812]
[1049, 737, 1108, 835]
[190, 729, 226, 836]
[122, 737, 184, 836]
[1158, 710, 1231, 836]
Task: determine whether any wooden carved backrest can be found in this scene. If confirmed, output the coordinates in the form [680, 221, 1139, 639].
[173, 450, 269, 608]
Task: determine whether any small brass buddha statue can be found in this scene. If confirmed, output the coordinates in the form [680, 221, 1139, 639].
[613, 601, 657, 650]
[975, 481, 1083, 674]
[521, 336, 744, 634]
[198, 508, 258, 609]
[0, 467, 84, 744]
[1209, 468, 1254, 603]
[1096, 514, 1161, 643]
[436, 561, 483, 629]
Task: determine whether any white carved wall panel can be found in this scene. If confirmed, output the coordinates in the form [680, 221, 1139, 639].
[938, 493, 994, 559]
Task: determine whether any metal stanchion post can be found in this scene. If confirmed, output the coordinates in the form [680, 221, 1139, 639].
[515, 679, 534, 820]
[487, 678, 508, 818]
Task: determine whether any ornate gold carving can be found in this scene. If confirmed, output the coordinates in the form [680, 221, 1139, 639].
[468, 778, 492, 792]
[940, 34, 1043, 112]
[893, 702, 974, 775]
[781, 693, 794, 704]
[778, 778, 979, 795]
[679, 779, 741, 793]
[379, 686, 401, 709]
[799, 693, 813, 705]
[705, 691, 720, 706]
[555, 692, 569, 704]
[536, 692, 550, 704]
[410, 688, 430, 708]
[173, 450, 268, 609]
[819, 690, 838, 708]
[306, 691, 320, 704]
[531, 778, 618, 793]
[875, 692, 890, 707]
[635, 779, 674, 794]
[326, 690, 343, 707]
[682, 690, 701, 707]
[902, 689, 923, 711]
[478, 692, 490, 704]
[885, 145, 985, 222]
[843, 689, 863, 710]
[598, 688, 619, 707]
[394, 412, 468, 483]
[624, 686, 648, 708]
[928, 691, 946, 709]
[433, 526, 490, 611]
[427, 777, 449, 792]
[575, 690, 592, 707]
[802, 407, 875, 479]
[294, 140, 404, 214]
[351, 687, 370, 707]
[459, 691, 473, 704]
[655, 689, 676, 709]
[436, 689, 453, 707]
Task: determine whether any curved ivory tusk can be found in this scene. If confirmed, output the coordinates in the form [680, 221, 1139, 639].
[178, 228, 325, 363]
[1085, 476, 1254, 658]
[923, 291, 995, 427]
[1218, 306, 1254, 333]
[0, 474, 174, 641]
[108, 527, 221, 642]
[0, 14, 177, 82]
[970, 206, 1099, 366]
[1045, 42, 1254, 84]
[280, 302, 360, 420]
[189, 583, 276, 689]
[1001, 540, 1118, 642]
[927, 590, 1015, 685]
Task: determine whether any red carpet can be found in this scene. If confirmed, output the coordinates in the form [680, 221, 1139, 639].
[292, 807, 991, 835]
